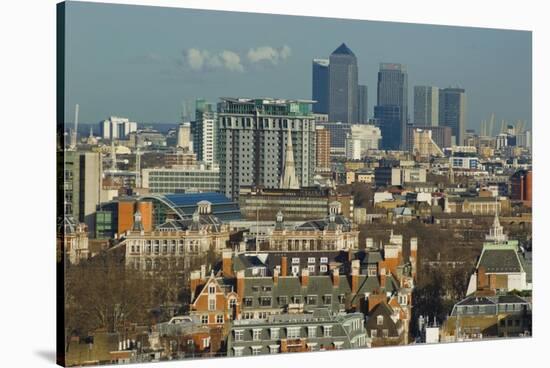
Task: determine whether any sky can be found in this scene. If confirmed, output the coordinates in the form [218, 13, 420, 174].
[63, 1, 532, 133]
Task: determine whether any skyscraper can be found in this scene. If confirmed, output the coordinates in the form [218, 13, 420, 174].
[439, 88, 466, 145]
[374, 105, 401, 150]
[328, 43, 358, 124]
[312, 58, 329, 114]
[358, 84, 368, 124]
[414, 86, 439, 126]
[376, 63, 408, 149]
[192, 99, 217, 164]
[217, 98, 317, 199]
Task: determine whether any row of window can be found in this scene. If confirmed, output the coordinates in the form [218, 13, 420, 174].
[234, 325, 334, 342]
[242, 294, 343, 307]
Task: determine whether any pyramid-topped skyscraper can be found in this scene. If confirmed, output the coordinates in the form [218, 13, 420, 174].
[329, 43, 359, 124]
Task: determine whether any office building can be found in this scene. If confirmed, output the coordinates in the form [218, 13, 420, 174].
[328, 43, 359, 124]
[374, 166, 427, 187]
[99, 116, 137, 140]
[406, 125, 452, 151]
[141, 164, 221, 194]
[376, 63, 408, 149]
[358, 84, 368, 124]
[193, 99, 217, 164]
[217, 98, 317, 199]
[374, 105, 401, 150]
[315, 126, 331, 172]
[317, 121, 351, 154]
[177, 122, 192, 151]
[345, 124, 381, 160]
[312, 59, 329, 114]
[238, 186, 354, 222]
[409, 128, 444, 157]
[414, 86, 439, 126]
[439, 88, 466, 145]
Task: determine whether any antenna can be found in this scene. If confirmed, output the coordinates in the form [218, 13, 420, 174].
[74, 104, 79, 136]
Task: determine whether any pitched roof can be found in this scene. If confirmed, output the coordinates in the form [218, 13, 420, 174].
[478, 249, 523, 273]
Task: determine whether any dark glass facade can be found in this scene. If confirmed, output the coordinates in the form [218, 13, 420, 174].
[329, 43, 358, 124]
[312, 59, 329, 114]
[374, 105, 401, 150]
[376, 63, 408, 149]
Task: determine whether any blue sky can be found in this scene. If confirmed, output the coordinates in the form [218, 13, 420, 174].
[64, 1, 532, 132]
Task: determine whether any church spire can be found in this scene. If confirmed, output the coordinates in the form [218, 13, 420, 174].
[279, 124, 299, 189]
[486, 199, 507, 243]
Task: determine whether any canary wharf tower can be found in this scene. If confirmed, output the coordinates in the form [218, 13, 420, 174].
[328, 43, 359, 124]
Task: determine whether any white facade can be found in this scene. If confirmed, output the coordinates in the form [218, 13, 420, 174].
[177, 122, 193, 151]
[345, 124, 381, 160]
[100, 116, 138, 140]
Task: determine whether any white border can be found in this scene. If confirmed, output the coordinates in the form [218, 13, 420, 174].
[0, 1, 546, 367]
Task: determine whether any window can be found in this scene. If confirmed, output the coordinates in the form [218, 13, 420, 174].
[234, 330, 244, 341]
[278, 296, 288, 305]
[253, 329, 262, 341]
[320, 257, 328, 264]
[382, 329, 389, 338]
[270, 328, 280, 340]
[244, 298, 253, 307]
[233, 347, 244, 356]
[251, 346, 262, 356]
[324, 295, 332, 305]
[269, 345, 279, 354]
[307, 295, 317, 305]
[287, 327, 301, 339]
[323, 326, 332, 337]
[202, 337, 210, 348]
[308, 265, 315, 273]
[201, 315, 208, 324]
[377, 315, 384, 325]
[292, 296, 302, 304]
[209, 285, 216, 294]
[371, 329, 377, 338]
[208, 299, 216, 311]
[308, 326, 317, 338]
[308, 257, 315, 264]
[291, 265, 300, 275]
[320, 265, 328, 273]
[216, 314, 224, 324]
[292, 258, 300, 265]
[260, 297, 272, 307]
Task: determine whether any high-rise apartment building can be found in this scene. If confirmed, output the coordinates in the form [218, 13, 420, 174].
[217, 98, 317, 199]
[312, 59, 329, 114]
[99, 116, 137, 140]
[439, 88, 466, 145]
[192, 99, 217, 164]
[376, 63, 408, 149]
[315, 126, 331, 172]
[358, 84, 368, 124]
[328, 43, 359, 124]
[63, 151, 102, 236]
[414, 86, 439, 126]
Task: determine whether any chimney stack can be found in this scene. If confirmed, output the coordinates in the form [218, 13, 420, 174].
[281, 256, 288, 277]
[332, 268, 340, 287]
[236, 270, 245, 302]
[300, 268, 309, 287]
[351, 260, 360, 294]
[222, 250, 233, 277]
[273, 268, 280, 285]
[380, 267, 387, 289]
[190, 270, 202, 302]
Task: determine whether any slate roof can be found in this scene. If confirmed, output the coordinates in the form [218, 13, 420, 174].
[478, 249, 523, 273]
[156, 214, 223, 232]
[365, 303, 401, 338]
[296, 214, 353, 232]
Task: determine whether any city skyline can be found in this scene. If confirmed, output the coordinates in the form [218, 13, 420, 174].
[64, 2, 531, 132]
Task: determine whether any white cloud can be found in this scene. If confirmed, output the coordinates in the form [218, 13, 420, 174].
[185, 48, 243, 72]
[186, 48, 206, 71]
[221, 50, 244, 72]
[247, 45, 292, 65]
[185, 45, 290, 72]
